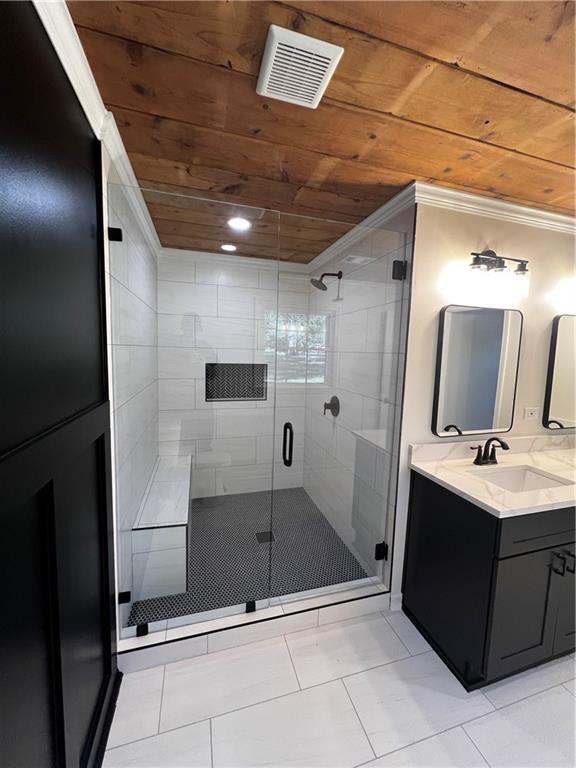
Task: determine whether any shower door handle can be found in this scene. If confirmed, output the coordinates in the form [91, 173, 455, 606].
[282, 422, 293, 467]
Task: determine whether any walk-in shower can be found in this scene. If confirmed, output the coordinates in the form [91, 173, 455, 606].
[106, 177, 412, 641]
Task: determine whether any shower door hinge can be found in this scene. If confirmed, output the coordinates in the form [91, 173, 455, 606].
[392, 260, 407, 281]
[108, 226, 123, 242]
[118, 590, 131, 604]
[374, 541, 389, 561]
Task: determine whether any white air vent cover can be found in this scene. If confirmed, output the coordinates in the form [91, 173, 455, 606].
[256, 25, 344, 109]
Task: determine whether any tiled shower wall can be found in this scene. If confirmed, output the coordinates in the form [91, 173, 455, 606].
[106, 178, 159, 619]
[156, 251, 309, 497]
[303, 216, 413, 580]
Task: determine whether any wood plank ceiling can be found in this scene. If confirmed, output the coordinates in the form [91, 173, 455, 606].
[69, 1, 575, 262]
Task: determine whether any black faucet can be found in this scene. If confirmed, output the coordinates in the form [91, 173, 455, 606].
[471, 437, 510, 466]
[444, 424, 463, 436]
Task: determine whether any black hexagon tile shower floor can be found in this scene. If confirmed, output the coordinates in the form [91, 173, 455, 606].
[128, 487, 367, 626]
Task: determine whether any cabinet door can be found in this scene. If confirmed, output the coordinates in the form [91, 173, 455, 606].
[486, 549, 558, 680]
[553, 547, 575, 655]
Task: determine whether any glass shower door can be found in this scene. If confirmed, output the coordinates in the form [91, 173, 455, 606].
[108, 183, 282, 635]
[269, 212, 408, 609]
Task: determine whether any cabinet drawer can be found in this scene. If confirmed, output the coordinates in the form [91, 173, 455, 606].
[497, 506, 575, 558]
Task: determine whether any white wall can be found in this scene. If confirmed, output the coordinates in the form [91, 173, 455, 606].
[393, 202, 576, 598]
[156, 251, 308, 497]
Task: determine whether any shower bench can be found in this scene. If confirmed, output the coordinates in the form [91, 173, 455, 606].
[130, 456, 192, 601]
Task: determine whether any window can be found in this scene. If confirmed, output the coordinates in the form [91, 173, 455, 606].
[264, 312, 326, 384]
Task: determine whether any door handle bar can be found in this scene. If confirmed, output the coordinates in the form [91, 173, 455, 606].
[282, 422, 293, 467]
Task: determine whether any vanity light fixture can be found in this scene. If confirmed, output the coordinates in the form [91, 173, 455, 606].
[221, 243, 237, 252]
[469, 250, 529, 276]
[227, 216, 251, 232]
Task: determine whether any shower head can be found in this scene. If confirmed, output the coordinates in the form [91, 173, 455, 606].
[310, 271, 343, 291]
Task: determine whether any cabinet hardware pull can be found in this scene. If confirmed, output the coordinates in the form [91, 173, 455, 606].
[552, 551, 567, 576]
[563, 551, 575, 574]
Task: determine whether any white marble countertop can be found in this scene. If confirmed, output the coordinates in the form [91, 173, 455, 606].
[410, 436, 576, 518]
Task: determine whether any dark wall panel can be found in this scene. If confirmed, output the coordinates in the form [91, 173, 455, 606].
[0, 485, 60, 768]
[0, 2, 105, 455]
[0, 4, 118, 767]
[55, 438, 111, 766]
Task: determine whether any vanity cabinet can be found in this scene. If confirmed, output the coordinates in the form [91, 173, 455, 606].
[402, 471, 575, 690]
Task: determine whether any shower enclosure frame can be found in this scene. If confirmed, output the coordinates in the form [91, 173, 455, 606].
[105, 181, 413, 649]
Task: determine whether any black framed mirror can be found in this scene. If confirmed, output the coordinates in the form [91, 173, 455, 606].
[543, 315, 575, 429]
[432, 305, 523, 437]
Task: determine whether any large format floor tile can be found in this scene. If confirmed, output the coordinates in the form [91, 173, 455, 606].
[464, 685, 576, 767]
[482, 653, 575, 709]
[344, 652, 494, 757]
[384, 611, 431, 655]
[160, 637, 298, 731]
[286, 614, 409, 688]
[361, 727, 486, 767]
[103, 721, 211, 767]
[211, 680, 374, 767]
[106, 666, 164, 749]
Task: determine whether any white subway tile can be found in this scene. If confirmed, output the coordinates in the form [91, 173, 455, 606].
[191, 468, 216, 498]
[196, 437, 257, 467]
[157, 314, 196, 347]
[112, 345, 156, 408]
[158, 347, 207, 379]
[218, 286, 277, 319]
[195, 316, 255, 349]
[196, 263, 259, 288]
[158, 252, 196, 283]
[159, 409, 215, 442]
[159, 379, 196, 410]
[110, 278, 156, 346]
[158, 280, 217, 315]
[336, 310, 368, 352]
[216, 408, 274, 438]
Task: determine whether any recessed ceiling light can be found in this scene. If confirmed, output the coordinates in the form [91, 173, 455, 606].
[228, 216, 251, 232]
[221, 244, 237, 252]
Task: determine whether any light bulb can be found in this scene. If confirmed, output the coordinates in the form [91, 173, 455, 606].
[227, 217, 251, 232]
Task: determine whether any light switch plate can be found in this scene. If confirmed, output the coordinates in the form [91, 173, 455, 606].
[524, 406, 539, 420]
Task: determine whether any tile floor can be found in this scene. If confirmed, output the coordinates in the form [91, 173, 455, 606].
[129, 487, 367, 626]
[104, 610, 575, 767]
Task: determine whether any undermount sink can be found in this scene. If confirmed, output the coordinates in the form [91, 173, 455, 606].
[468, 465, 572, 492]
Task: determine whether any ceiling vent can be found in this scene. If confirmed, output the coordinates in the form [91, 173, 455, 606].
[256, 25, 344, 109]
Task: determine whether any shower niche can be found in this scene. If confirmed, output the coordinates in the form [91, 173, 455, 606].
[106, 183, 412, 640]
[205, 363, 268, 402]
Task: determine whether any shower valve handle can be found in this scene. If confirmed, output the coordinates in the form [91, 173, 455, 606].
[323, 396, 340, 418]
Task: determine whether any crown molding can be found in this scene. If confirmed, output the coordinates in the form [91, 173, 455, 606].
[103, 115, 162, 255]
[306, 183, 416, 273]
[34, 1, 161, 256]
[413, 182, 575, 234]
[33, 0, 107, 138]
[308, 180, 575, 272]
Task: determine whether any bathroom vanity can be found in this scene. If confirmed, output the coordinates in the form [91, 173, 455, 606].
[402, 439, 575, 690]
